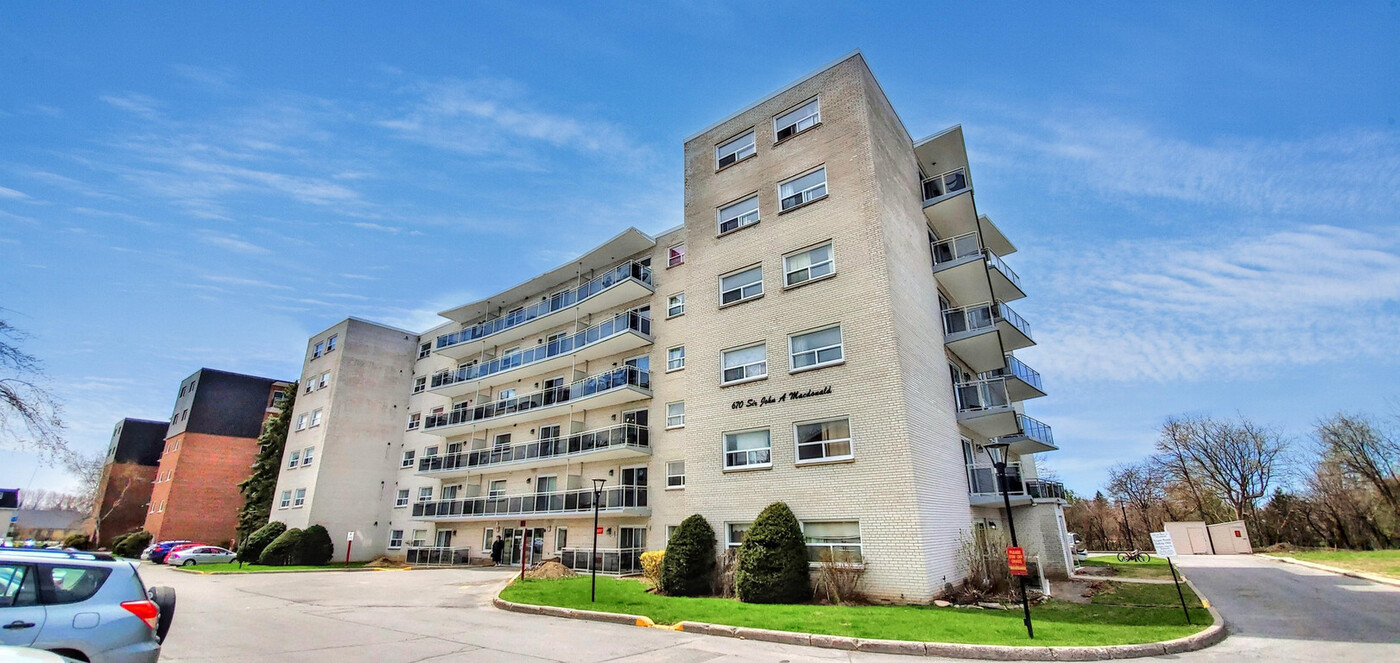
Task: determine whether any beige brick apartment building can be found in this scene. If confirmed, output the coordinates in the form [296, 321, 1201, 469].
[272, 52, 1070, 602]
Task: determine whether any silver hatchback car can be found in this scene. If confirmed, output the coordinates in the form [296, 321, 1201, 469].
[0, 549, 174, 663]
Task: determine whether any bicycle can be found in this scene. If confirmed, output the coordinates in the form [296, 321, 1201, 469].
[1117, 549, 1152, 563]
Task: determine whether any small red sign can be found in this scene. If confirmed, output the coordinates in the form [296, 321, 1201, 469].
[1007, 546, 1028, 576]
[596, 527, 604, 535]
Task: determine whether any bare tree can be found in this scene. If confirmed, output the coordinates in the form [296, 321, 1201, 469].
[1316, 413, 1400, 518]
[91, 461, 142, 545]
[1105, 461, 1173, 535]
[1155, 415, 1287, 524]
[0, 316, 67, 462]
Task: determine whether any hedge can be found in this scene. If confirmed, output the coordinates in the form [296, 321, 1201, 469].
[735, 502, 811, 603]
[113, 531, 152, 559]
[258, 528, 304, 566]
[297, 525, 335, 566]
[237, 521, 287, 563]
[661, 514, 716, 596]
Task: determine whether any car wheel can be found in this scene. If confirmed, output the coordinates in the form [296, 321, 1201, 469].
[181, 559, 195, 567]
[148, 586, 177, 643]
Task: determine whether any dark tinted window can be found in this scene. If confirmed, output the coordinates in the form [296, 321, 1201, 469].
[41, 565, 112, 604]
[0, 564, 39, 607]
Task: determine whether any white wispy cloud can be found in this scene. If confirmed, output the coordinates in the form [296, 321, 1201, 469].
[350, 221, 401, 233]
[0, 185, 30, 200]
[100, 92, 162, 118]
[198, 233, 269, 255]
[202, 275, 293, 290]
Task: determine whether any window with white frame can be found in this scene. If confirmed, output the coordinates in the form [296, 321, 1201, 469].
[488, 479, 506, 498]
[286, 450, 300, 469]
[413, 376, 426, 394]
[301, 447, 314, 466]
[668, 244, 686, 268]
[667, 525, 678, 541]
[779, 167, 827, 211]
[555, 527, 568, 550]
[305, 380, 315, 394]
[789, 325, 844, 371]
[666, 460, 685, 489]
[394, 489, 410, 508]
[724, 429, 772, 469]
[296, 413, 307, 431]
[388, 529, 404, 549]
[313, 341, 324, 358]
[719, 265, 763, 306]
[718, 195, 759, 234]
[424, 445, 439, 457]
[721, 343, 767, 384]
[310, 409, 323, 427]
[666, 401, 685, 429]
[158, 500, 166, 513]
[667, 293, 685, 318]
[667, 346, 685, 371]
[774, 98, 820, 141]
[802, 521, 862, 563]
[410, 530, 428, 547]
[407, 413, 421, 430]
[725, 522, 752, 548]
[418, 342, 431, 359]
[784, 242, 835, 287]
[319, 371, 330, 389]
[483, 528, 494, 550]
[716, 130, 756, 168]
[326, 335, 337, 352]
[440, 484, 459, 500]
[292, 488, 306, 507]
[417, 486, 433, 503]
[278, 490, 291, 509]
[795, 417, 853, 463]
[401, 450, 415, 468]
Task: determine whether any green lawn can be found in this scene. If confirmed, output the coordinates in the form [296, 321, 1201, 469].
[173, 562, 371, 573]
[1265, 549, 1400, 579]
[1089, 580, 1202, 609]
[1080, 556, 1178, 580]
[500, 577, 1210, 646]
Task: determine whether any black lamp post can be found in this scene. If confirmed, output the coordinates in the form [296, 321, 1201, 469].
[591, 478, 606, 602]
[984, 440, 1034, 639]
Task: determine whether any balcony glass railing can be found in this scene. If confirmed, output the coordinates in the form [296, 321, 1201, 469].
[435, 260, 653, 350]
[984, 355, 1043, 393]
[967, 461, 1023, 496]
[1009, 414, 1054, 447]
[424, 367, 649, 430]
[984, 251, 1022, 289]
[955, 378, 1012, 413]
[1025, 479, 1066, 500]
[930, 232, 981, 268]
[411, 485, 648, 519]
[942, 301, 1032, 341]
[430, 311, 651, 389]
[419, 423, 649, 473]
[558, 547, 645, 576]
[922, 167, 968, 201]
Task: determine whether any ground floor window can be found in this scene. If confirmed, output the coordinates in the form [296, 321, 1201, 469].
[555, 527, 567, 551]
[411, 530, 428, 547]
[483, 528, 494, 551]
[802, 521, 862, 563]
[388, 530, 403, 549]
[725, 522, 752, 548]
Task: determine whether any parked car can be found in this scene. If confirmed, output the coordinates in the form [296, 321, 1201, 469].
[164, 546, 235, 567]
[0, 548, 175, 662]
[139, 541, 190, 562]
[1068, 532, 1088, 563]
[148, 543, 200, 565]
[0, 646, 84, 662]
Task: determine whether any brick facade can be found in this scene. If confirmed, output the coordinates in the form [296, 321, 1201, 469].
[144, 431, 261, 545]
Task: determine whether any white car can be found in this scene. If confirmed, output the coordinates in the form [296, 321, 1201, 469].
[164, 546, 235, 567]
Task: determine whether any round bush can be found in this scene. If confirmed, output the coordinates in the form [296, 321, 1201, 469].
[62, 533, 93, 550]
[113, 530, 152, 559]
[661, 514, 716, 596]
[297, 525, 335, 566]
[735, 502, 811, 604]
[257, 528, 304, 566]
[640, 550, 664, 585]
[237, 521, 287, 563]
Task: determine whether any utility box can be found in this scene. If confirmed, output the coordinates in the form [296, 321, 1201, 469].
[1163, 521, 1214, 554]
[1207, 520, 1252, 554]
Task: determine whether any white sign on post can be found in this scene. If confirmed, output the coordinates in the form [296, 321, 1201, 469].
[346, 532, 355, 542]
[1150, 531, 1177, 558]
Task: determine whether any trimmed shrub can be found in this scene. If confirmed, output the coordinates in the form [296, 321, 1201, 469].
[113, 530, 152, 559]
[62, 533, 93, 550]
[237, 521, 287, 564]
[640, 550, 664, 585]
[735, 502, 811, 604]
[661, 514, 716, 596]
[296, 525, 335, 566]
[258, 528, 304, 566]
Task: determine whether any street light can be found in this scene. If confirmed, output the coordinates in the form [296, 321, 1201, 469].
[591, 478, 606, 602]
[984, 440, 1034, 639]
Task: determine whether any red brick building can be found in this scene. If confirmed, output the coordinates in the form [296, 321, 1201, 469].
[89, 417, 167, 547]
[143, 369, 289, 545]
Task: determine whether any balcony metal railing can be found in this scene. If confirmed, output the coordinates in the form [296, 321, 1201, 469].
[966, 463, 1063, 500]
[984, 251, 1022, 289]
[984, 355, 1043, 393]
[435, 260, 653, 351]
[419, 423, 649, 473]
[955, 377, 1012, 413]
[1010, 414, 1055, 447]
[404, 546, 471, 566]
[1025, 479, 1067, 500]
[430, 311, 652, 389]
[558, 547, 644, 576]
[922, 167, 968, 201]
[411, 485, 648, 519]
[930, 232, 982, 268]
[942, 301, 1032, 341]
[424, 367, 649, 431]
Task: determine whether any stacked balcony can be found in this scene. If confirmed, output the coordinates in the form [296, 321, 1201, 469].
[423, 367, 650, 435]
[965, 461, 1067, 506]
[418, 422, 651, 479]
[941, 301, 1034, 374]
[411, 484, 650, 522]
[930, 233, 1025, 305]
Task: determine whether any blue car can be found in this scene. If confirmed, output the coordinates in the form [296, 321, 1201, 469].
[139, 541, 191, 565]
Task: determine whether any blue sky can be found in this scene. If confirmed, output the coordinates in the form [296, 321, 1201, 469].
[2, 2, 1398, 497]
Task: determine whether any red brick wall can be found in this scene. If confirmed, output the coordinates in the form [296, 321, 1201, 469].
[91, 462, 157, 547]
[143, 432, 258, 545]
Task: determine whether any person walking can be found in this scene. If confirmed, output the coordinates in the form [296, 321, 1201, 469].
[491, 535, 505, 566]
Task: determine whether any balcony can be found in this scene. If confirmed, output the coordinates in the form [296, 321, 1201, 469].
[418, 423, 651, 479]
[984, 251, 1025, 302]
[954, 378, 1020, 438]
[966, 462, 1067, 506]
[434, 260, 654, 359]
[942, 301, 1035, 373]
[558, 547, 644, 576]
[423, 367, 650, 436]
[921, 167, 978, 240]
[411, 485, 650, 521]
[983, 355, 1046, 401]
[930, 233, 1025, 305]
[999, 414, 1057, 455]
[428, 310, 653, 396]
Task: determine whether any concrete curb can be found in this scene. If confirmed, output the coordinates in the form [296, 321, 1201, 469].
[491, 586, 1227, 660]
[1264, 555, 1400, 588]
[1069, 574, 1175, 585]
[172, 566, 398, 575]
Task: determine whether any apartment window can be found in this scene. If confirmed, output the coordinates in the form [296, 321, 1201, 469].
[181, 409, 188, 422]
[317, 372, 329, 389]
[716, 130, 756, 168]
[666, 346, 685, 372]
[388, 529, 404, 549]
[401, 450, 415, 468]
[313, 342, 324, 358]
[310, 409, 323, 427]
[305, 380, 314, 394]
[158, 500, 166, 513]
[410, 530, 428, 547]
[555, 527, 568, 550]
[272, 390, 287, 405]
[724, 429, 772, 469]
[488, 480, 507, 498]
[717, 195, 759, 234]
[795, 417, 853, 463]
[668, 244, 686, 268]
[295, 414, 307, 431]
[483, 528, 494, 550]
[407, 413, 421, 431]
[417, 487, 433, 503]
[719, 265, 763, 306]
[721, 343, 767, 384]
[301, 447, 314, 466]
[292, 488, 306, 508]
[666, 525, 678, 541]
[440, 484, 459, 501]
[779, 167, 828, 211]
[326, 335, 337, 352]
[179, 385, 187, 397]
[803, 521, 862, 563]
[790, 325, 844, 372]
[784, 242, 835, 287]
[394, 489, 410, 508]
[666, 461, 685, 489]
[424, 445, 439, 457]
[413, 376, 426, 394]
[725, 522, 752, 548]
[774, 97, 820, 141]
[286, 450, 300, 469]
[667, 293, 685, 318]
[276, 491, 290, 509]
[418, 342, 431, 359]
[666, 402, 685, 429]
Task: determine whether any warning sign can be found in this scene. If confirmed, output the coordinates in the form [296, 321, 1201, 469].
[1007, 546, 1027, 576]
[596, 527, 604, 535]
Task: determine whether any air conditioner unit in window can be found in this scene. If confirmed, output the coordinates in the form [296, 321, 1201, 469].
[781, 193, 803, 210]
[718, 153, 737, 168]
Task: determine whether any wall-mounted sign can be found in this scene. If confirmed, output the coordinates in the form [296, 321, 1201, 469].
[731, 386, 832, 410]
[1006, 546, 1027, 576]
